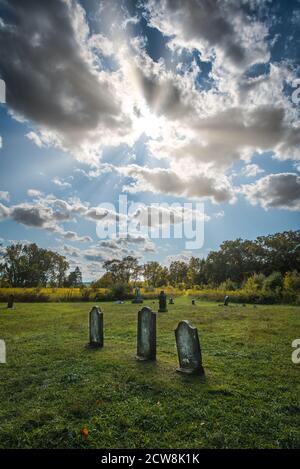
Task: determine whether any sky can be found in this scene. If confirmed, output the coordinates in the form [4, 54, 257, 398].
[0, 0, 300, 281]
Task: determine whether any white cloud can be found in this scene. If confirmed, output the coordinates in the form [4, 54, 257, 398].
[242, 173, 300, 211]
[1, 0, 300, 215]
[0, 195, 94, 242]
[52, 177, 72, 189]
[0, 191, 10, 202]
[241, 164, 265, 178]
[26, 131, 44, 148]
[120, 165, 235, 203]
[145, 0, 270, 70]
[166, 250, 194, 265]
[27, 189, 44, 197]
[0, 0, 135, 166]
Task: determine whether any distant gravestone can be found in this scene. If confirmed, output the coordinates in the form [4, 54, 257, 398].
[192, 299, 196, 305]
[175, 320, 204, 376]
[169, 297, 174, 305]
[0, 340, 6, 364]
[7, 295, 14, 309]
[158, 290, 168, 312]
[89, 306, 103, 348]
[132, 286, 143, 304]
[224, 295, 229, 306]
[136, 307, 156, 361]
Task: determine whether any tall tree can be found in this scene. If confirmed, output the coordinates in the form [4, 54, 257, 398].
[65, 267, 83, 287]
[168, 261, 189, 287]
[103, 256, 140, 284]
[0, 243, 69, 287]
[187, 257, 206, 287]
[143, 261, 169, 287]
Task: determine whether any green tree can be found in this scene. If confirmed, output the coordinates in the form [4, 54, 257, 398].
[92, 272, 114, 288]
[65, 267, 83, 287]
[187, 257, 206, 287]
[205, 239, 263, 286]
[103, 256, 140, 284]
[283, 270, 300, 292]
[0, 243, 69, 287]
[168, 261, 189, 287]
[263, 272, 283, 292]
[256, 231, 300, 275]
[143, 261, 169, 287]
[243, 273, 266, 294]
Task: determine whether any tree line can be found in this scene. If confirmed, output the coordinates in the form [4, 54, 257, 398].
[93, 230, 300, 290]
[1, 231, 299, 292]
[0, 243, 82, 287]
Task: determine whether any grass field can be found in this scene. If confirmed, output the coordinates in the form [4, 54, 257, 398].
[0, 298, 299, 449]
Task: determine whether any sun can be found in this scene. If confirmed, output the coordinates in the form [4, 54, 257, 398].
[133, 105, 162, 139]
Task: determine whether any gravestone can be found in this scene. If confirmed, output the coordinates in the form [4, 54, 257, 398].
[132, 286, 143, 304]
[158, 290, 168, 312]
[224, 295, 229, 306]
[136, 307, 156, 361]
[169, 297, 174, 305]
[7, 295, 14, 309]
[175, 320, 204, 375]
[89, 306, 103, 348]
[0, 339, 6, 364]
[192, 299, 196, 305]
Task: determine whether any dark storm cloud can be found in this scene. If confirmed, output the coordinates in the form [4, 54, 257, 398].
[0, 0, 122, 150]
[145, 0, 269, 68]
[242, 173, 300, 211]
[11, 206, 47, 227]
[122, 165, 235, 203]
[0, 199, 93, 241]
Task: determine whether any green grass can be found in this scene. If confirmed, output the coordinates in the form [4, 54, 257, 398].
[0, 298, 299, 449]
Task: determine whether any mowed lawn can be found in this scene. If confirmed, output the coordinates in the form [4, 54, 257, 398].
[0, 298, 299, 449]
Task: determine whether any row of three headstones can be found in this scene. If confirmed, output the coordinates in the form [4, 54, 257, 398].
[90, 306, 204, 376]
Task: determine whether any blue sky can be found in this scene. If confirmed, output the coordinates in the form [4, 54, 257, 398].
[0, 0, 300, 280]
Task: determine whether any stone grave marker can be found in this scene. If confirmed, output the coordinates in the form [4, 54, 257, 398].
[132, 286, 143, 304]
[7, 295, 14, 309]
[0, 340, 6, 364]
[89, 306, 103, 348]
[158, 290, 168, 312]
[175, 320, 204, 375]
[136, 307, 156, 361]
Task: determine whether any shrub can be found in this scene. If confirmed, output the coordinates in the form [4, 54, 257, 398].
[243, 273, 266, 294]
[283, 270, 300, 292]
[263, 272, 283, 292]
[218, 279, 237, 291]
[109, 283, 133, 300]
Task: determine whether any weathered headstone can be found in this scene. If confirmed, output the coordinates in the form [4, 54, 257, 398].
[7, 295, 14, 309]
[175, 320, 204, 375]
[192, 298, 196, 305]
[136, 307, 156, 361]
[0, 339, 6, 364]
[89, 306, 103, 348]
[169, 297, 174, 305]
[224, 295, 229, 306]
[132, 286, 143, 304]
[158, 290, 168, 312]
